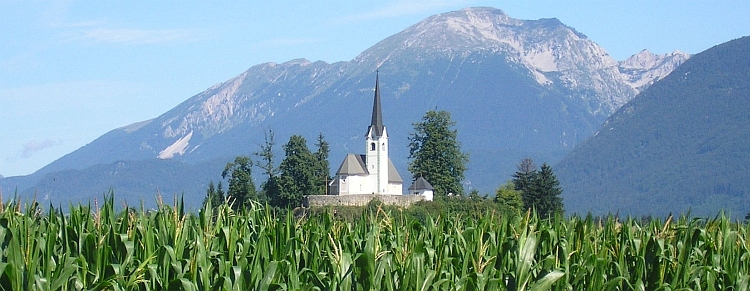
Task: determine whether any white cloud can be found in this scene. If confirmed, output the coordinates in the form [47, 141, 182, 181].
[67, 27, 203, 45]
[261, 37, 319, 47]
[20, 139, 58, 159]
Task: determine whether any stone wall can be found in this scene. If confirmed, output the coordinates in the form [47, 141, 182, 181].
[303, 194, 424, 208]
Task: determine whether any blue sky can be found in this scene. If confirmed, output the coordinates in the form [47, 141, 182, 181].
[1, 0, 748, 177]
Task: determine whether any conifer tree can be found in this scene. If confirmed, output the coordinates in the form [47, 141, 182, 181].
[202, 181, 225, 209]
[513, 158, 537, 209]
[530, 163, 564, 217]
[408, 110, 468, 198]
[512, 159, 564, 217]
[313, 133, 330, 195]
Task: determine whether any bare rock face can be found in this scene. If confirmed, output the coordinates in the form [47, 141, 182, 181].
[619, 49, 691, 92]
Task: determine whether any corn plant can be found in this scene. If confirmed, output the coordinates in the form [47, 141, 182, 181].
[0, 195, 748, 290]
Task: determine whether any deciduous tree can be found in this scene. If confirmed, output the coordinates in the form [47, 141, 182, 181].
[222, 156, 258, 210]
[495, 181, 523, 213]
[408, 110, 469, 198]
[276, 135, 317, 208]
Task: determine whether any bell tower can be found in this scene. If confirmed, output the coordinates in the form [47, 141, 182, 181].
[365, 72, 389, 194]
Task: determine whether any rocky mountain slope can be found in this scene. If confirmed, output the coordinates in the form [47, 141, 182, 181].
[2, 7, 688, 208]
[556, 36, 750, 218]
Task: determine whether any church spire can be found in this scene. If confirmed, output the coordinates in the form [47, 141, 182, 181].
[368, 71, 385, 137]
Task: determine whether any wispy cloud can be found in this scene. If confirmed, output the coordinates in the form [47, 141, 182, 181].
[333, 0, 472, 24]
[261, 37, 320, 47]
[65, 27, 203, 45]
[20, 139, 58, 159]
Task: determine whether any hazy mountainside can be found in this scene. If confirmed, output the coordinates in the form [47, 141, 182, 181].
[2, 7, 687, 208]
[556, 36, 750, 218]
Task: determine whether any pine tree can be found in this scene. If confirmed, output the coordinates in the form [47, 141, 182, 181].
[530, 163, 564, 217]
[513, 158, 537, 209]
[408, 110, 469, 198]
[313, 133, 330, 195]
[512, 159, 564, 217]
[202, 181, 225, 209]
[222, 156, 258, 210]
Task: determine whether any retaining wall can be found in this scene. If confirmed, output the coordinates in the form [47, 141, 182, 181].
[303, 194, 424, 208]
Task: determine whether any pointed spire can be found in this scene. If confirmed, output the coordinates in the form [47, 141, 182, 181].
[368, 71, 385, 137]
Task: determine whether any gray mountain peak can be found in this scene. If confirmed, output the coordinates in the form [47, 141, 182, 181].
[618, 49, 691, 91]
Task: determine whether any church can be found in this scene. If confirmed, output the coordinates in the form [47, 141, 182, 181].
[328, 73, 433, 200]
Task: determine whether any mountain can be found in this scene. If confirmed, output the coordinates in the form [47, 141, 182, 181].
[556, 36, 750, 218]
[619, 49, 691, 92]
[2, 7, 687, 208]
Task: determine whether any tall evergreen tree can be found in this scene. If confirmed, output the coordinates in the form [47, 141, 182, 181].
[512, 159, 564, 217]
[202, 181, 225, 209]
[512, 158, 537, 207]
[222, 156, 258, 210]
[276, 135, 317, 208]
[529, 163, 564, 217]
[408, 110, 469, 198]
[313, 133, 330, 195]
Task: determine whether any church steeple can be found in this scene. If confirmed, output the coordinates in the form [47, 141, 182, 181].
[368, 71, 385, 137]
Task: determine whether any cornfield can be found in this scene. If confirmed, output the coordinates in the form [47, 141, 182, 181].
[0, 196, 749, 290]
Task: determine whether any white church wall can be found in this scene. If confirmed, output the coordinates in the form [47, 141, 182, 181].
[387, 183, 403, 195]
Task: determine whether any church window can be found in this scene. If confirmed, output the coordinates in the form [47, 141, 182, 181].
[370, 143, 375, 151]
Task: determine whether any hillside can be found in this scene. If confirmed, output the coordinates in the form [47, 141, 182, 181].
[2, 7, 687, 208]
[556, 36, 750, 218]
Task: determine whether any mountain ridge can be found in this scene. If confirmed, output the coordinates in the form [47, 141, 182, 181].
[556, 36, 750, 218]
[3, 7, 689, 209]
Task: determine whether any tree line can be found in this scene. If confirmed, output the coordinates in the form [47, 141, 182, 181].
[204, 110, 564, 217]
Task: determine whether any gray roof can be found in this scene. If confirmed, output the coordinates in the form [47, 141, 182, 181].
[335, 153, 403, 184]
[408, 176, 434, 191]
[388, 158, 403, 183]
[367, 72, 386, 137]
[335, 154, 368, 175]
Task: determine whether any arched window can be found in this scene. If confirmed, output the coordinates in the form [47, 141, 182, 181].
[370, 142, 376, 151]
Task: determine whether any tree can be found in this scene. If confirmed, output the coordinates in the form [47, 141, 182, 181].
[512, 158, 536, 196]
[408, 110, 469, 198]
[254, 128, 278, 180]
[254, 128, 280, 202]
[530, 163, 564, 217]
[222, 156, 258, 210]
[313, 133, 331, 195]
[275, 135, 317, 208]
[202, 181, 225, 209]
[512, 159, 564, 217]
[495, 181, 523, 213]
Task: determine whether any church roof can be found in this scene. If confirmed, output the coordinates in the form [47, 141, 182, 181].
[387, 159, 403, 183]
[334, 153, 403, 184]
[408, 176, 434, 191]
[367, 72, 386, 137]
[335, 154, 369, 175]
